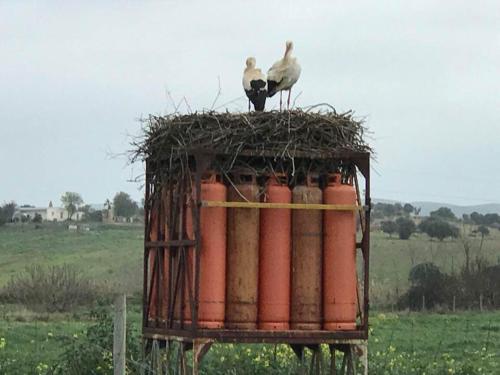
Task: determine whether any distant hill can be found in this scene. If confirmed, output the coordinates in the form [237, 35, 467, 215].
[410, 202, 500, 217]
[373, 199, 500, 217]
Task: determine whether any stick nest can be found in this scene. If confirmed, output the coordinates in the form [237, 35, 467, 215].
[132, 107, 372, 184]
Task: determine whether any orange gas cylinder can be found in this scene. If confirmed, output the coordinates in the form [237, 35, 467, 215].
[291, 174, 322, 330]
[323, 173, 357, 330]
[258, 174, 292, 330]
[160, 188, 170, 321]
[226, 172, 260, 329]
[199, 174, 227, 328]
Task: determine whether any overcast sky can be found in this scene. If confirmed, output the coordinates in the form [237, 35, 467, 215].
[1, 1, 499, 207]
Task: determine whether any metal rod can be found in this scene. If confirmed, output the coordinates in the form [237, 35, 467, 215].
[142, 164, 151, 330]
[179, 179, 186, 328]
[167, 181, 182, 328]
[155, 189, 162, 327]
[362, 155, 371, 335]
[193, 155, 206, 332]
[202, 201, 365, 211]
[145, 240, 197, 248]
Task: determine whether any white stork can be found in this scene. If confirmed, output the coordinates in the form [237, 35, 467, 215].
[267, 40, 301, 110]
[242, 57, 267, 111]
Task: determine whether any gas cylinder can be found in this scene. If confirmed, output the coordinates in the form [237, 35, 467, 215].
[291, 174, 322, 330]
[323, 173, 357, 330]
[160, 187, 170, 321]
[258, 174, 292, 330]
[198, 173, 227, 328]
[226, 172, 260, 329]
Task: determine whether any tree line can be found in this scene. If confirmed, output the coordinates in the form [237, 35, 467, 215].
[0, 191, 143, 225]
[377, 203, 499, 241]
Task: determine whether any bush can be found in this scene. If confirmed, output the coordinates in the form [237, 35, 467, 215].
[53, 301, 141, 375]
[477, 225, 489, 237]
[430, 207, 456, 221]
[395, 217, 416, 240]
[32, 213, 43, 223]
[0, 202, 16, 225]
[398, 262, 450, 310]
[419, 217, 458, 241]
[84, 210, 103, 222]
[1, 265, 100, 312]
[380, 220, 397, 237]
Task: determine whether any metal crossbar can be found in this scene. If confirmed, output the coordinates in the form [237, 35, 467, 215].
[201, 201, 365, 211]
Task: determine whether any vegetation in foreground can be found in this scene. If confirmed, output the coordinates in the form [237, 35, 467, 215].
[1, 306, 499, 374]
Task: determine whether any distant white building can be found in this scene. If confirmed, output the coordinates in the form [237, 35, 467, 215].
[13, 206, 48, 221]
[13, 201, 84, 222]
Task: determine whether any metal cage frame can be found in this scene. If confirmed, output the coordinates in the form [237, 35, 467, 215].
[142, 150, 371, 374]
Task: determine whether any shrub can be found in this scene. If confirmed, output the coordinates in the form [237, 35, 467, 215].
[430, 206, 456, 221]
[380, 220, 397, 237]
[53, 302, 141, 375]
[1, 265, 100, 312]
[419, 217, 458, 241]
[477, 225, 489, 237]
[398, 262, 450, 310]
[395, 217, 416, 240]
[85, 210, 103, 222]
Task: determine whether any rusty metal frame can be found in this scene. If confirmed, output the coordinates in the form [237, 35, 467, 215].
[142, 150, 371, 372]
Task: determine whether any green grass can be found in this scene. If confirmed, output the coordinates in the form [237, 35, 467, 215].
[0, 223, 143, 293]
[0, 317, 87, 374]
[367, 311, 500, 374]
[1, 309, 499, 374]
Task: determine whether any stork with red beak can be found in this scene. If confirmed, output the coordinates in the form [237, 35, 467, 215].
[267, 41, 301, 110]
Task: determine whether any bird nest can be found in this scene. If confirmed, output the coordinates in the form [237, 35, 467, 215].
[132, 106, 372, 186]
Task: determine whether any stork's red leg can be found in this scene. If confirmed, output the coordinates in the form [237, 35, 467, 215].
[287, 89, 292, 110]
[279, 91, 283, 111]
[248, 99, 251, 112]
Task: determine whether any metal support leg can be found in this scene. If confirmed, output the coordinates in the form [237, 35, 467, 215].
[178, 342, 188, 375]
[340, 350, 347, 375]
[290, 344, 306, 375]
[309, 346, 321, 375]
[346, 346, 355, 375]
[192, 339, 213, 375]
[330, 346, 337, 375]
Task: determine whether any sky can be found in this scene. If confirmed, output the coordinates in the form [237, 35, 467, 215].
[1, 1, 499, 207]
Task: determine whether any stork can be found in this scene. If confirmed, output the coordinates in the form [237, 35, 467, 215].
[242, 57, 267, 111]
[267, 40, 301, 110]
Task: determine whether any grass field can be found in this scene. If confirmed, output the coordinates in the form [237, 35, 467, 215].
[1, 309, 498, 374]
[0, 222, 499, 373]
[0, 223, 143, 293]
[1, 221, 498, 302]
[368, 228, 500, 306]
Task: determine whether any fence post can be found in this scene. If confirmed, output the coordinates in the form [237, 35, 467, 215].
[480, 294, 483, 312]
[422, 294, 425, 312]
[452, 295, 456, 313]
[114, 294, 126, 375]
